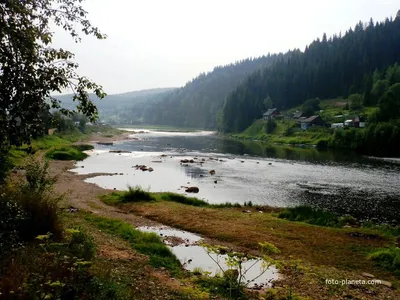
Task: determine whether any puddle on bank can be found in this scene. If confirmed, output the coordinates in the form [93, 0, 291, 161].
[137, 226, 279, 289]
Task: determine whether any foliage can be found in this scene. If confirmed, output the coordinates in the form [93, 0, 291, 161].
[101, 189, 243, 208]
[278, 205, 340, 227]
[73, 144, 95, 151]
[137, 56, 281, 129]
[22, 159, 56, 194]
[0, 229, 129, 300]
[45, 145, 89, 161]
[120, 185, 155, 203]
[302, 98, 321, 116]
[0, 147, 11, 185]
[348, 93, 363, 111]
[368, 248, 400, 277]
[199, 242, 279, 299]
[0, 0, 106, 151]
[0, 196, 26, 259]
[221, 17, 400, 133]
[85, 215, 182, 275]
[330, 119, 400, 156]
[264, 119, 277, 134]
[161, 193, 209, 207]
[378, 82, 400, 121]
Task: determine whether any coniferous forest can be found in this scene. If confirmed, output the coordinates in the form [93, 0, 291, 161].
[139, 56, 282, 129]
[221, 14, 400, 133]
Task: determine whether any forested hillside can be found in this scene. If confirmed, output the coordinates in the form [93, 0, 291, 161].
[139, 56, 282, 128]
[222, 13, 400, 133]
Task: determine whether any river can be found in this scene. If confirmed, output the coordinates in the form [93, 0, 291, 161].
[72, 129, 400, 224]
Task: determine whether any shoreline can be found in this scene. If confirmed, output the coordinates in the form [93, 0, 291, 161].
[47, 131, 399, 299]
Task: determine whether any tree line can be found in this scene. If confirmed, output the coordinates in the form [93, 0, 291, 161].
[137, 55, 283, 128]
[221, 13, 400, 133]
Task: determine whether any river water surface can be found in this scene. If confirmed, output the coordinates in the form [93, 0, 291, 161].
[72, 129, 400, 223]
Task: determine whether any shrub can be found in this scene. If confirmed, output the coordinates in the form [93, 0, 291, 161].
[0, 158, 62, 247]
[121, 185, 155, 203]
[45, 146, 88, 160]
[244, 201, 253, 207]
[0, 229, 129, 299]
[0, 147, 11, 185]
[0, 196, 26, 259]
[264, 119, 277, 134]
[368, 248, 400, 277]
[73, 144, 95, 151]
[23, 158, 56, 194]
[161, 193, 209, 207]
[278, 205, 339, 227]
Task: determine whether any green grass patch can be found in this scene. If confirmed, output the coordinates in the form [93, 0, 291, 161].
[99, 191, 125, 205]
[160, 192, 209, 207]
[278, 206, 400, 242]
[234, 119, 333, 146]
[45, 145, 89, 161]
[278, 205, 342, 227]
[121, 186, 155, 202]
[73, 144, 95, 151]
[368, 248, 400, 277]
[100, 188, 243, 209]
[84, 214, 182, 275]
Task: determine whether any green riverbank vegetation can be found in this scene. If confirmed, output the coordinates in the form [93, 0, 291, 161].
[99, 187, 400, 298]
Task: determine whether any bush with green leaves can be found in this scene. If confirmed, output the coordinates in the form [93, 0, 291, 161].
[368, 248, 400, 277]
[23, 158, 56, 194]
[0, 229, 129, 300]
[45, 145, 89, 161]
[0, 195, 26, 260]
[278, 205, 340, 227]
[121, 185, 155, 203]
[198, 242, 280, 299]
[264, 119, 277, 134]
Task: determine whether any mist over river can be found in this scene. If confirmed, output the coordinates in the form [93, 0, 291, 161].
[72, 129, 400, 224]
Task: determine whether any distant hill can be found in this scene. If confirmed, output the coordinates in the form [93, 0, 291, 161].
[54, 88, 176, 123]
[136, 55, 282, 129]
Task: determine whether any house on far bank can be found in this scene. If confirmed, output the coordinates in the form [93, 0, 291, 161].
[353, 116, 366, 128]
[331, 123, 344, 129]
[344, 116, 366, 128]
[291, 110, 304, 119]
[300, 115, 325, 130]
[263, 108, 282, 121]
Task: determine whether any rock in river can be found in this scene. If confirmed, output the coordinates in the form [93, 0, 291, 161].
[184, 186, 199, 193]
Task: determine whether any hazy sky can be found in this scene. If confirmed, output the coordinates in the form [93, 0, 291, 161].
[53, 0, 399, 94]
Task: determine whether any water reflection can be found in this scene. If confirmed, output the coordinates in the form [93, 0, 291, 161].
[79, 130, 400, 223]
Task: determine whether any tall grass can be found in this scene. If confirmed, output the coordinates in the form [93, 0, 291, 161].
[101, 189, 243, 208]
[0, 157, 131, 299]
[278, 205, 340, 227]
[45, 145, 89, 160]
[120, 185, 155, 203]
[161, 193, 209, 207]
[1, 158, 63, 246]
[368, 248, 400, 277]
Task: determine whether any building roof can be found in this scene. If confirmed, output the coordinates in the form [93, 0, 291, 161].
[301, 115, 320, 123]
[263, 108, 278, 116]
[292, 111, 303, 118]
